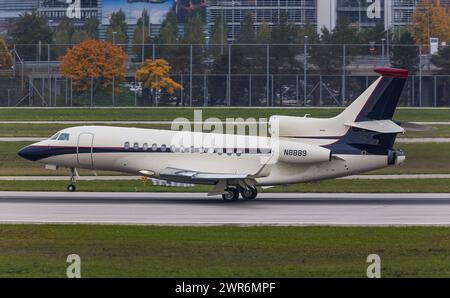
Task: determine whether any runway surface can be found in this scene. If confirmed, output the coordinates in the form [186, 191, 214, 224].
[1, 192, 450, 226]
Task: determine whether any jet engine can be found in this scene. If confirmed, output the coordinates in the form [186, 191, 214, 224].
[274, 140, 332, 164]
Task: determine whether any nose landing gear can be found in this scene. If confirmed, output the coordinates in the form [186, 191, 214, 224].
[67, 168, 78, 192]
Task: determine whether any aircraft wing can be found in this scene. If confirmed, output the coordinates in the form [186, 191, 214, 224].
[158, 167, 251, 184]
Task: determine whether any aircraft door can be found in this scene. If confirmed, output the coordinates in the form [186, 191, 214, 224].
[77, 133, 94, 168]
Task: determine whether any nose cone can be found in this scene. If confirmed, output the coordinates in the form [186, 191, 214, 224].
[18, 146, 33, 161]
[18, 145, 44, 162]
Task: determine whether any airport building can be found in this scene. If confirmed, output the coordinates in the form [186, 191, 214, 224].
[0, 0, 448, 39]
[37, 0, 99, 27]
[206, 0, 318, 40]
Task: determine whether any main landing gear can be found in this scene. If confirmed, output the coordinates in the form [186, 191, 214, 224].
[67, 168, 77, 192]
[222, 186, 258, 202]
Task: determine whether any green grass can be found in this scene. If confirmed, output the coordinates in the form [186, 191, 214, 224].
[0, 107, 449, 122]
[1, 179, 450, 193]
[2, 142, 450, 176]
[1, 225, 450, 277]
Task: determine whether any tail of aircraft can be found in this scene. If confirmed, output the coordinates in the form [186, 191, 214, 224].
[338, 68, 408, 123]
[326, 68, 409, 163]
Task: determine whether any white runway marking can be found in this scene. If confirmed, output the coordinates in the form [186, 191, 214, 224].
[1, 192, 450, 226]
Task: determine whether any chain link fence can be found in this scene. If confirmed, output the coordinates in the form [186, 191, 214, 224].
[1, 43, 448, 107]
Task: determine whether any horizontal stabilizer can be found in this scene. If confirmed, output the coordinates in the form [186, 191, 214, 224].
[345, 120, 405, 134]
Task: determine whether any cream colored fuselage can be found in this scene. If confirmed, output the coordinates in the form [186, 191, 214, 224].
[32, 125, 390, 186]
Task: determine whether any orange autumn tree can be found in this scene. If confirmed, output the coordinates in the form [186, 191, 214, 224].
[59, 39, 127, 94]
[409, 0, 450, 52]
[136, 59, 183, 102]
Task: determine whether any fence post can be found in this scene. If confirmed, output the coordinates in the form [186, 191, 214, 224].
[319, 75, 323, 107]
[112, 76, 115, 106]
[180, 74, 184, 106]
[419, 45, 422, 107]
[434, 75, 437, 107]
[266, 44, 270, 107]
[70, 77, 73, 107]
[91, 76, 94, 107]
[190, 44, 193, 107]
[249, 74, 252, 107]
[134, 75, 137, 107]
[342, 44, 346, 106]
[228, 44, 231, 106]
[304, 38, 308, 105]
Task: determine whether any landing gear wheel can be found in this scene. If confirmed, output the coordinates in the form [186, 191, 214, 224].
[222, 187, 239, 202]
[67, 184, 76, 192]
[241, 187, 258, 200]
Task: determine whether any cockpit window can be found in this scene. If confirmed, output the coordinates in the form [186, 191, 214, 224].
[50, 133, 60, 140]
[58, 133, 70, 141]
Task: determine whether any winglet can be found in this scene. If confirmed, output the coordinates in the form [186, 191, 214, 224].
[374, 68, 409, 78]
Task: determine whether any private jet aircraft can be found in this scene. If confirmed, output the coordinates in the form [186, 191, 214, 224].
[18, 68, 410, 202]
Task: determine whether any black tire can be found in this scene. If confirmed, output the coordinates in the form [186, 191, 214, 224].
[67, 184, 76, 192]
[241, 187, 258, 200]
[222, 187, 239, 202]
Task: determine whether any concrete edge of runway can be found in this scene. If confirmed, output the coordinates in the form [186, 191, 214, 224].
[2, 220, 450, 227]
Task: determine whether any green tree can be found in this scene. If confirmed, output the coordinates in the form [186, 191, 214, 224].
[431, 45, 450, 105]
[82, 17, 99, 39]
[271, 11, 298, 74]
[255, 20, 271, 44]
[12, 12, 53, 60]
[431, 45, 450, 74]
[52, 17, 75, 58]
[132, 10, 152, 61]
[106, 10, 128, 45]
[183, 12, 205, 44]
[209, 14, 228, 57]
[71, 30, 91, 44]
[0, 37, 13, 70]
[238, 12, 255, 43]
[157, 11, 180, 72]
[391, 31, 419, 74]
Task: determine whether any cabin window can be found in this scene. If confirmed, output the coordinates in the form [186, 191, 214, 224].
[58, 133, 70, 141]
[216, 148, 223, 155]
[124, 142, 130, 149]
[50, 133, 60, 140]
[236, 149, 243, 157]
[142, 143, 148, 151]
[161, 144, 167, 152]
[226, 148, 233, 156]
[133, 143, 139, 150]
[170, 145, 176, 153]
[152, 143, 158, 151]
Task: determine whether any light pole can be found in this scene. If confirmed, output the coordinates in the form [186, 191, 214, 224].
[381, 38, 386, 65]
[304, 35, 308, 106]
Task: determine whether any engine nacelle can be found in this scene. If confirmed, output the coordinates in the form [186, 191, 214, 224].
[274, 140, 332, 164]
